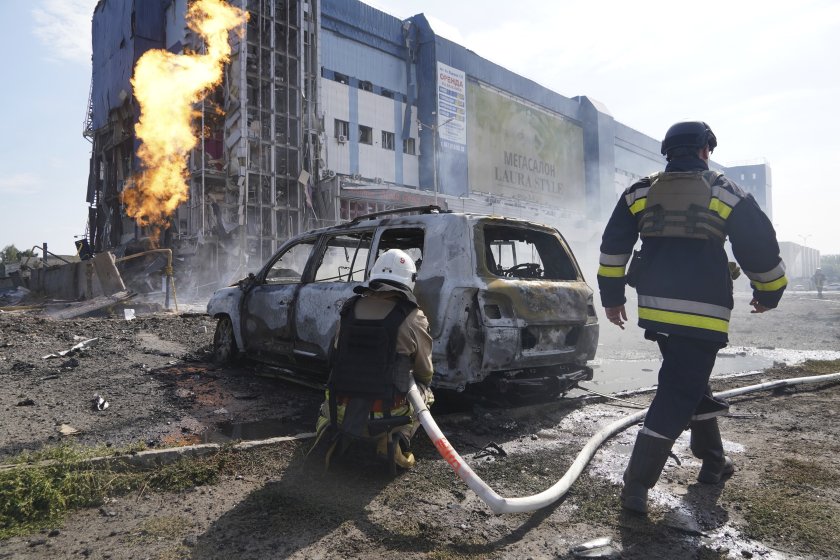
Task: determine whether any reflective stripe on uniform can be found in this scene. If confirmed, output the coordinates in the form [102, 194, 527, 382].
[708, 198, 733, 220]
[708, 185, 742, 220]
[625, 186, 650, 215]
[639, 307, 729, 333]
[751, 275, 788, 291]
[743, 261, 788, 291]
[600, 252, 632, 266]
[638, 295, 730, 333]
[743, 261, 786, 283]
[629, 198, 647, 215]
[638, 295, 731, 321]
[598, 265, 626, 278]
[712, 185, 741, 208]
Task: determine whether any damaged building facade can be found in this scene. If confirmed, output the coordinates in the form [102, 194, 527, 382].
[84, 0, 774, 282]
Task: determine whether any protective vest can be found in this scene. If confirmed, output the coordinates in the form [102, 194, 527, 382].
[330, 296, 416, 400]
[638, 170, 726, 242]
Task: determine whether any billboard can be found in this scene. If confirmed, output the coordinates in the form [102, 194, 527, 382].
[436, 62, 467, 152]
[467, 82, 585, 211]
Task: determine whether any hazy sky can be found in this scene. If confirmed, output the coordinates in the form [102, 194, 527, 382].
[1, 0, 838, 255]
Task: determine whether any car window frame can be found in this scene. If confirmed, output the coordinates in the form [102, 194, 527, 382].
[477, 221, 583, 281]
[370, 225, 427, 276]
[259, 235, 320, 284]
[309, 229, 377, 283]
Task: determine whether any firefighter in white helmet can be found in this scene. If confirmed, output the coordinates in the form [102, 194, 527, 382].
[313, 249, 434, 470]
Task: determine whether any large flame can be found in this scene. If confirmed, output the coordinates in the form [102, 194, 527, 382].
[122, 0, 247, 230]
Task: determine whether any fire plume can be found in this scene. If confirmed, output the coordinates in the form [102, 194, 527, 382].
[122, 0, 247, 230]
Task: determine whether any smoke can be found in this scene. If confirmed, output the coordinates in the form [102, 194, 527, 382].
[122, 0, 247, 233]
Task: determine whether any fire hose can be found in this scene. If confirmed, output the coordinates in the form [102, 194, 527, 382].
[405, 371, 840, 515]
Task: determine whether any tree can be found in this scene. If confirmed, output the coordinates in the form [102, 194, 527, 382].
[0, 245, 35, 264]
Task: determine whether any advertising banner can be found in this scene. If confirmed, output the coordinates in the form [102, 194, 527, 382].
[436, 62, 467, 152]
[467, 82, 585, 211]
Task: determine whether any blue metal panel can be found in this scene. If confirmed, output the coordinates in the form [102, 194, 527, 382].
[412, 16, 436, 193]
[393, 97, 403, 184]
[91, 0, 132, 130]
[577, 96, 616, 220]
[321, 0, 404, 58]
[614, 122, 661, 158]
[321, 31, 406, 95]
[91, 0, 167, 130]
[433, 35, 581, 121]
[133, 1, 166, 41]
[349, 85, 359, 174]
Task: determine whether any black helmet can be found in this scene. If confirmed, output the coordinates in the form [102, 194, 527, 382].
[660, 121, 717, 156]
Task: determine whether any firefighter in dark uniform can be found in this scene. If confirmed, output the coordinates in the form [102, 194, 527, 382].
[597, 121, 787, 513]
[314, 249, 434, 470]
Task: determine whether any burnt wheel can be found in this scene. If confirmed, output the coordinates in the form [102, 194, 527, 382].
[213, 315, 239, 364]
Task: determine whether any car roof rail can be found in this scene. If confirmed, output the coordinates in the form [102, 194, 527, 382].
[349, 205, 451, 224]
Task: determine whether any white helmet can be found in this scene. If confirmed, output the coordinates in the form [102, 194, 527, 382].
[370, 249, 416, 290]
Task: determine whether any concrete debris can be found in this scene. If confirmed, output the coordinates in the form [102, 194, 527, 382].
[0, 286, 31, 307]
[92, 252, 126, 295]
[42, 291, 134, 320]
[57, 424, 80, 436]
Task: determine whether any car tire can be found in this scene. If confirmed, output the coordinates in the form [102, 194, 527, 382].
[213, 315, 239, 364]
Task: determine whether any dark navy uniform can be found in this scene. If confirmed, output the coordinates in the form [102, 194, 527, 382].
[598, 155, 786, 438]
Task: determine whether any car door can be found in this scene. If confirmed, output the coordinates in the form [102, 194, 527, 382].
[292, 230, 374, 366]
[240, 237, 317, 361]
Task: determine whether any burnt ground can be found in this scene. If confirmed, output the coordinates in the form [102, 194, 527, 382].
[0, 290, 839, 559]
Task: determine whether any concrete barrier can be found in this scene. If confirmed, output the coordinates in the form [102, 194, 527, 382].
[28, 252, 124, 300]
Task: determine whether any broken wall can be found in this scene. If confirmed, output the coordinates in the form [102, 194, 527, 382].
[28, 253, 126, 301]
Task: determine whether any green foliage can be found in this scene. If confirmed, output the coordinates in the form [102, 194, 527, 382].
[0, 245, 35, 264]
[801, 358, 840, 374]
[0, 449, 106, 538]
[0, 443, 220, 539]
[727, 457, 840, 557]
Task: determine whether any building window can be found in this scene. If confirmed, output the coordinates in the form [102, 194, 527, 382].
[359, 125, 373, 145]
[403, 138, 416, 155]
[334, 119, 349, 140]
[333, 72, 348, 84]
[752, 173, 757, 179]
[740, 174, 745, 180]
[381, 89, 394, 99]
[381, 131, 395, 151]
[359, 80, 373, 92]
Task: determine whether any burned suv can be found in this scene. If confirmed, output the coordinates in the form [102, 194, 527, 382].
[207, 206, 598, 401]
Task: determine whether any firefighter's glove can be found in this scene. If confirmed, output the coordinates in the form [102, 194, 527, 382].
[728, 262, 741, 280]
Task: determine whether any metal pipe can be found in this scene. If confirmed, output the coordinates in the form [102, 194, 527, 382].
[24, 246, 73, 266]
[115, 249, 179, 312]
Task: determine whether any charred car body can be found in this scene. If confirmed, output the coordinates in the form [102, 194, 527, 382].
[208, 206, 598, 401]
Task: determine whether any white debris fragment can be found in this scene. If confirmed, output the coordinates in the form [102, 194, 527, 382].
[42, 338, 99, 359]
[93, 393, 110, 411]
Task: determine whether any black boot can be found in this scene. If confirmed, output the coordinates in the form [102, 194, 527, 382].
[621, 432, 674, 514]
[690, 418, 735, 483]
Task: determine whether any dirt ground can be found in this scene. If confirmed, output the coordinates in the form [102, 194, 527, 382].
[0, 290, 839, 559]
